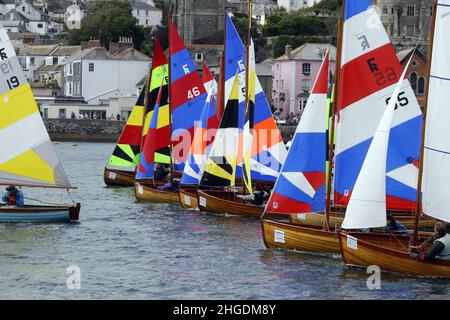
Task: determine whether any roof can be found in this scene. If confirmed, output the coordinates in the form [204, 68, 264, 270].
[24, 44, 59, 56]
[132, 2, 161, 11]
[396, 47, 427, 63]
[275, 43, 337, 61]
[0, 0, 16, 4]
[65, 46, 151, 63]
[35, 63, 63, 72]
[0, 9, 29, 23]
[52, 45, 81, 56]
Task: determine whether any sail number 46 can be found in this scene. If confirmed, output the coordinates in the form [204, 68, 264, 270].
[187, 86, 201, 100]
[386, 91, 409, 110]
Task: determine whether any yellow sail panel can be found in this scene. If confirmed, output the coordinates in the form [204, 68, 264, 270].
[0, 84, 36, 130]
[0, 149, 55, 184]
[127, 105, 144, 127]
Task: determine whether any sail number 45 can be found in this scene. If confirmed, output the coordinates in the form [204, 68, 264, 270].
[187, 86, 201, 100]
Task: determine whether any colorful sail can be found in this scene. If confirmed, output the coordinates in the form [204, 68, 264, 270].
[266, 53, 329, 214]
[181, 85, 217, 185]
[0, 27, 72, 188]
[422, 0, 450, 224]
[200, 74, 240, 188]
[202, 63, 217, 93]
[107, 84, 145, 172]
[225, 14, 287, 182]
[342, 57, 413, 229]
[136, 85, 170, 180]
[169, 20, 218, 171]
[334, 0, 422, 210]
[141, 39, 171, 164]
[216, 54, 225, 120]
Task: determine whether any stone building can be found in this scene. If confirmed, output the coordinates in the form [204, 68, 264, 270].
[376, 0, 433, 52]
[174, 0, 226, 45]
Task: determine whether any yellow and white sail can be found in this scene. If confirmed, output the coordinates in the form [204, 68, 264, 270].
[0, 27, 72, 188]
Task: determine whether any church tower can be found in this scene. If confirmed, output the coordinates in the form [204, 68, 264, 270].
[174, 0, 225, 44]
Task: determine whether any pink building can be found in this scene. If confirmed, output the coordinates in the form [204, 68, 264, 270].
[272, 43, 336, 115]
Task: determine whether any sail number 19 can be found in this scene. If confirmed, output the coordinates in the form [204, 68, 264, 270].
[7, 76, 19, 89]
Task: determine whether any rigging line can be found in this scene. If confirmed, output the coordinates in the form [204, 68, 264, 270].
[386, 227, 409, 252]
[66, 188, 76, 205]
[424, 146, 450, 155]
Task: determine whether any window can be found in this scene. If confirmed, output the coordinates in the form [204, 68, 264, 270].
[299, 98, 308, 112]
[407, 5, 415, 16]
[302, 63, 311, 75]
[410, 72, 417, 93]
[30, 57, 35, 66]
[418, 77, 425, 94]
[195, 53, 203, 62]
[406, 24, 415, 37]
[145, 19, 148, 25]
[38, 23, 43, 28]
[22, 6, 25, 12]
[146, 10, 148, 16]
[302, 79, 311, 92]
[89, 62, 94, 72]
[383, 6, 388, 15]
[69, 82, 73, 95]
[392, 8, 395, 14]
[281, 79, 284, 89]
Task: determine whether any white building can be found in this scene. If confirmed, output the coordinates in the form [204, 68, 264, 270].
[62, 40, 151, 105]
[277, 0, 322, 11]
[130, 0, 162, 27]
[0, 0, 16, 15]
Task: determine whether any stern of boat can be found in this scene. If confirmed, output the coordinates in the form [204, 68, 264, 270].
[69, 203, 81, 221]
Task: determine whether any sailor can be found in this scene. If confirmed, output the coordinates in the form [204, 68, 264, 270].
[411, 222, 450, 262]
[157, 179, 180, 193]
[237, 184, 269, 206]
[2, 186, 24, 207]
[154, 163, 170, 181]
[385, 213, 410, 234]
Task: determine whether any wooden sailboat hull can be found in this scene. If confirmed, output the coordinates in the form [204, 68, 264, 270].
[179, 187, 199, 209]
[0, 203, 80, 222]
[134, 183, 180, 203]
[197, 190, 264, 217]
[261, 219, 340, 253]
[104, 168, 135, 187]
[339, 232, 450, 277]
[289, 211, 437, 229]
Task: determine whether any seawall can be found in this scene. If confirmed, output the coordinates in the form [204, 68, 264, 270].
[44, 119, 297, 143]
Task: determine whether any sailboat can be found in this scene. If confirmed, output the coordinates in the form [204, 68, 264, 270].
[197, 12, 287, 217]
[339, 0, 450, 277]
[282, 0, 436, 230]
[179, 64, 219, 209]
[104, 40, 168, 187]
[134, 20, 216, 203]
[0, 27, 80, 222]
[261, 52, 339, 253]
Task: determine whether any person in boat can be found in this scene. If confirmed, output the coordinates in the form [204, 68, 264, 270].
[2, 186, 24, 207]
[156, 179, 180, 193]
[410, 222, 450, 262]
[236, 184, 269, 206]
[154, 163, 170, 181]
[385, 213, 410, 234]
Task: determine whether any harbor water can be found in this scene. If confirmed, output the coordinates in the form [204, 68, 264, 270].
[0, 142, 448, 299]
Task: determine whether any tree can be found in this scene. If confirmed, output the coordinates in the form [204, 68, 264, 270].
[231, 14, 269, 62]
[68, 0, 150, 55]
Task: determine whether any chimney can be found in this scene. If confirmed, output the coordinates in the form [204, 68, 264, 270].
[285, 44, 292, 58]
[109, 36, 134, 55]
[81, 38, 101, 50]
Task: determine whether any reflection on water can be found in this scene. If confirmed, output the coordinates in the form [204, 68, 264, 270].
[0, 142, 448, 299]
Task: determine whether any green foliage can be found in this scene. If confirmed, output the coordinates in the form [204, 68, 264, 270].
[312, 0, 341, 12]
[263, 14, 328, 37]
[271, 35, 327, 58]
[231, 15, 269, 62]
[68, 0, 151, 55]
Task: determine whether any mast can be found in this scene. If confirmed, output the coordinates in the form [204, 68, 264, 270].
[168, 2, 175, 178]
[243, 0, 252, 194]
[413, 0, 437, 245]
[324, 2, 344, 231]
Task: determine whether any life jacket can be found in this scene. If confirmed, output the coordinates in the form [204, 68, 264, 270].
[435, 234, 450, 261]
[253, 190, 264, 206]
[7, 192, 17, 206]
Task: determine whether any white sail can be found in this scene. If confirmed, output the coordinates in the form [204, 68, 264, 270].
[0, 27, 71, 188]
[342, 59, 413, 229]
[422, 1, 450, 223]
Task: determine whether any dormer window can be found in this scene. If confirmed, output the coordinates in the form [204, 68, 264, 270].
[195, 52, 203, 62]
